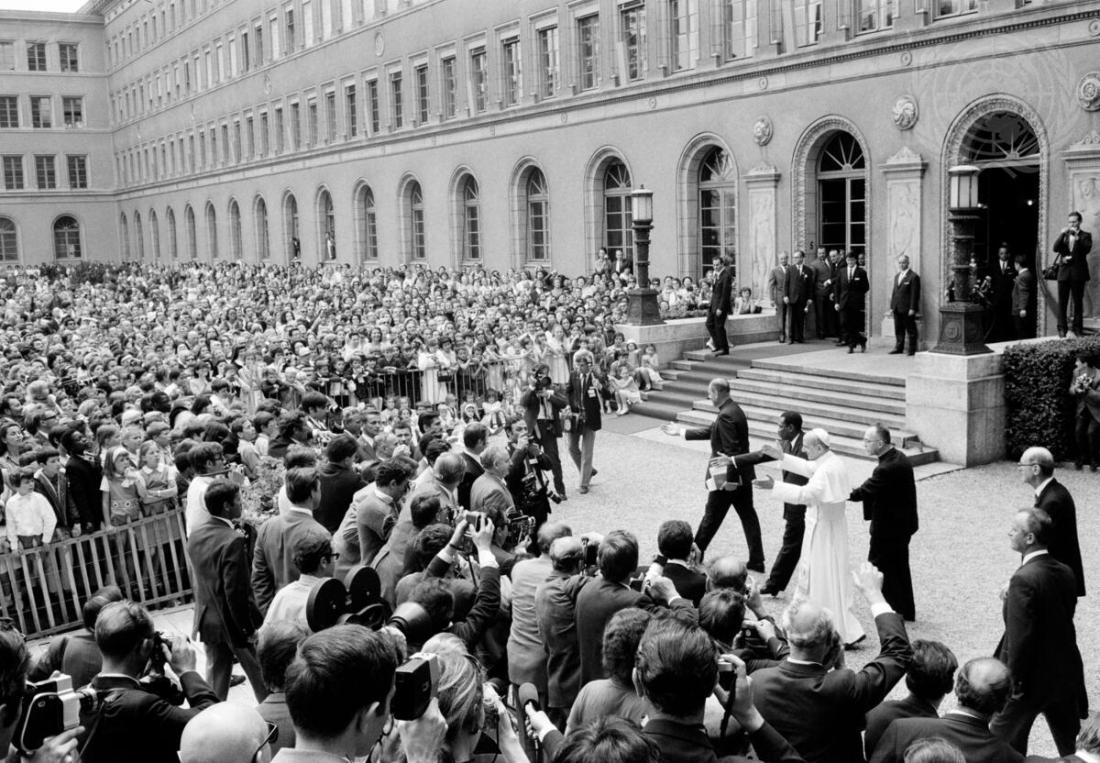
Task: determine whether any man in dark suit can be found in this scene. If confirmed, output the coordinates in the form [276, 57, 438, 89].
[706, 252, 734, 354]
[535, 536, 587, 727]
[187, 479, 267, 701]
[80, 600, 220, 763]
[752, 562, 912, 763]
[668, 377, 761, 570]
[1024, 714, 1100, 762]
[768, 251, 791, 344]
[990, 244, 1017, 341]
[835, 251, 869, 353]
[889, 255, 921, 355]
[314, 434, 366, 533]
[1052, 211, 1093, 338]
[869, 657, 1023, 763]
[864, 639, 958, 757]
[992, 507, 1087, 756]
[565, 349, 602, 495]
[457, 423, 487, 512]
[849, 423, 919, 621]
[29, 585, 123, 688]
[654, 519, 707, 606]
[1019, 447, 1085, 597]
[738, 411, 807, 596]
[810, 247, 836, 339]
[60, 427, 103, 532]
[784, 249, 815, 344]
[520, 363, 567, 498]
[1011, 253, 1036, 339]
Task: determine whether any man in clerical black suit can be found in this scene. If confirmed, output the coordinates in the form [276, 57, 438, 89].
[667, 377, 761, 570]
[990, 244, 1017, 341]
[1052, 211, 1093, 337]
[834, 251, 869, 353]
[992, 508, 1087, 756]
[737, 411, 807, 596]
[889, 255, 921, 355]
[706, 252, 734, 354]
[848, 424, 918, 621]
[1019, 446, 1085, 597]
[784, 249, 815, 344]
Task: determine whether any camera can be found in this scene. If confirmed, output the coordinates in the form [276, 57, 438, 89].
[534, 376, 553, 391]
[717, 658, 736, 692]
[392, 653, 441, 721]
[503, 514, 535, 550]
[306, 567, 393, 632]
[463, 511, 487, 532]
[14, 675, 106, 755]
[581, 536, 599, 568]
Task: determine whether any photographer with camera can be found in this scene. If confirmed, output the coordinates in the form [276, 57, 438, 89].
[520, 363, 567, 500]
[503, 417, 556, 543]
[0, 623, 84, 763]
[80, 600, 219, 763]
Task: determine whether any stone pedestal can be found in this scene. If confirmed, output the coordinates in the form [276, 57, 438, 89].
[745, 164, 780, 328]
[617, 313, 781, 365]
[906, 351, 1005, 466]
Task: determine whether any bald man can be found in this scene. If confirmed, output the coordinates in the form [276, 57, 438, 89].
[1018, 446, 1085, 597]
[179, 703, 273, 763]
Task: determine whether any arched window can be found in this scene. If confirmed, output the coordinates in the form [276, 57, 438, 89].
[526, 169, 549, 261]
[185, 205, 198, 259]
[284, 194, 300, 261]
[167, 207, 178, 259]
[698, 146, 737, 271]
[229, 199, 243, 259]
[319, 189, 335, 260]
[53, 216, 81, 259]
[134, 211, 145, 259]
[205, 202, 219, 258]
[603, 161, 632, 260]
[462, 175, 480, 260]
[0, 217, 17, 261]
[255, 197, 270, 260]
[404, 181, 425, 260]
[355, 185, 378, 261]
[149, 210, 161, 259]
[817, 132, 866, 259]
[120, 213, 131, 260]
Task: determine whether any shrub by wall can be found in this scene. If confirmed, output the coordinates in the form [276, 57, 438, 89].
[1003, 336, 1100, 461]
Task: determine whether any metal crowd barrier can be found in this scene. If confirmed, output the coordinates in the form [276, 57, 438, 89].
[0, 509, 193, 639]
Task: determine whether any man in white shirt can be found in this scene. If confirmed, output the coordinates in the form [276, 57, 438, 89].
[263, 528, 335, 632]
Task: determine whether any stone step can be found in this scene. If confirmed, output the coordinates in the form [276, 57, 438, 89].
[628, 399, 687, 421]
[729, 378, 906, 416]
[692, 396, 907, 430]
[670, 356, 755, 374]
[750, 357, 907, 387]
[679, 404, 914, 445]
[656, 378, 714, 396]
[735, 367, 905, 401]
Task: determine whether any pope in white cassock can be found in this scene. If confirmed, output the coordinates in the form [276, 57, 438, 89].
[753, 428, 864, 645]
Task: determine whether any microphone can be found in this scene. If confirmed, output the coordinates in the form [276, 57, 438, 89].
[517, 682, 541, 715]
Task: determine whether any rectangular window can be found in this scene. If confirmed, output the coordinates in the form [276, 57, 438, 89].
[0, 42, 15, 71]
[285, 5, 296, 52]
[289, 101, 300, 148]
[307, 98, 318, 144]
[723, 0, 756, 59]
[198, 128, 206, 166]
[501, 39, 520, 106]
[210, 128, 218, 165]
[668, 0, 698, 71]
[35, 155, 56, 189]
[320, 0, 332, 39]
[794, 0, 822, 45]
[344, 84, 357, 137]
[470, 48, 487, 113]
[241, 32, 250, 72]
[246, 115, 254, 157]
[536, 26, 559, 98]
[2, 156, 23, 190]
[232, 120, 241, 162]
[302, 0, 314, 46]
[31, 96, 51, 128]
[324, 90, 336, 140]
[390, 70, 403, 128]
[935, 0, 976, 17]
[260, 111, 269, 154]
[620, 4, 645, 81]
[274, 106, 284, 152]
[67, 154, 87, 188]
[576, 15, 599, 91]
[415, 64, 428, 124]
[269, 14, 280, 60]
[59, 43, 79, 72]
[216, 43, 225, 81]
[63, 96, 83, 126]
[255, 23, 264, 64]
[27, 42, 47, 71]
[441, 56, 456, 119]
[857, 0, 894, 31]
[366, 78, 379, 133]
[205, 49, 213, 87]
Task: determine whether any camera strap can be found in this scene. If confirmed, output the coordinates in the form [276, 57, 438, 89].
[77, 689, 124, 759]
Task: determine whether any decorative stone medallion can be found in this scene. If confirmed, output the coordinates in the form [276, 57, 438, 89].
[1077, 72, 1100, 112]
[752, 116, 773, 146]
[374, 31, 385, 57]
[892, 95, 919, 130]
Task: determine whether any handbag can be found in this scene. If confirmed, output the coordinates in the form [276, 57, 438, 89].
[1042, 254, 1062, 280]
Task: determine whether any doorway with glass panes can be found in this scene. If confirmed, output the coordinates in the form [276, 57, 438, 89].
[816, 132, 866, 262]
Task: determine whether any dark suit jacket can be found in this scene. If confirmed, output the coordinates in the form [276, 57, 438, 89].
[520, 386, 567, 439]
[1052, 228, 1093, 282]
[994, 553, 1085, 708]
[889, 270, 921, 314]
[785, 265, 815, 304]
[849, 448, 918, 540]
[991, 261, 1016, 308]
[752, 612, 912, 763]
[810, 257, 833, 297]
[710, 265, 733, 314]
[64, 454, 103, 531]
[863, 694, 938, 759]
[315, 462, 366, 533]
[738, 432, 807, 519]
[257, 690, 296, 756]
[685, 398, 754, 486]
[252, 508, 331, 614]
[458, 452, 485, 512]
[868, 712, 1024, 763]
[664, 562, 708, 607]
[29, 629, 102, 688]
[835, 265, 869, 311]
[80, 672, 219, 763]
[642, 718, 806, 763]
[187, 517, 263, 647]
[566, 369, 603, 432]
[1035, 479, 1086, 596]
[1012, 268, 1035, 314]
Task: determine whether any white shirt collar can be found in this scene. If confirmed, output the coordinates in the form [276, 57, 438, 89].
[287, 505, 314, 517]
[1034, 476, 1053, 498]
[373, 485, 394, 504]
[1022, 549, 1049, 565]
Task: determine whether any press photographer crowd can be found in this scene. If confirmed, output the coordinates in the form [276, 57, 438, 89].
[0, 259, 1097, 763]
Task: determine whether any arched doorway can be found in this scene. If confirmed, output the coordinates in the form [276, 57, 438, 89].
[603, 161, 633, 263]
[698, 146, 737, 276]
[816, 132, 866, 261]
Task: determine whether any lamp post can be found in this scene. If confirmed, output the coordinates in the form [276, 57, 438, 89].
[932, 165, 991, 355]
[625, 186, 663, 325]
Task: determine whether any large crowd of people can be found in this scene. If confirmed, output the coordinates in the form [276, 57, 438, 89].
[0, 258, 1094, 763]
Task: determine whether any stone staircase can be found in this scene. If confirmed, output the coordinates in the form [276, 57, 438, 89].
[633, 347, 939, 465]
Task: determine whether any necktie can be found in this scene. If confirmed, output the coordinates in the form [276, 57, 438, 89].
[848, 267, 854, 280]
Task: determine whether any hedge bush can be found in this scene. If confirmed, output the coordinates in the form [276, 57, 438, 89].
[1003, 336, 1100, 461]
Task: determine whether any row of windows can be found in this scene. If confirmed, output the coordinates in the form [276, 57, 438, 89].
[0, 216, 82, 261]
[1, 155, 88, 191]
[0, 40, 79, 73]
[0, 95, 84, 129]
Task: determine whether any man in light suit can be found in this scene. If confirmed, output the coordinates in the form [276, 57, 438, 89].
[992, 507, 1087, 756]
[565, 349, 602, 494]
[889, 255, 921, 355]
[706, 252, 734, 354]
[469, 444, 516, 518]
[835, 250, 870, 353]
[784, 249, 815, 344]
[1052, 211, 1093, 338]
[1018, 447, 1085, 597]
[768, 251, 791, 343]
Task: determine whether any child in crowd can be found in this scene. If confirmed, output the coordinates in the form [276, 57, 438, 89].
[4, 468, 56, 551]
[482, 388, 508, 434]
[639, 344, 664, 391]
[610, 364, 644, 416]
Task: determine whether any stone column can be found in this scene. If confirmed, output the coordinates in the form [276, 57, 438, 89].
[880, 146, 926, 341]
[1063, 129, 1100, 329]
[744, 164, 780, 309]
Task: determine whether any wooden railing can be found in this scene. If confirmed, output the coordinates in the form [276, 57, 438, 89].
[1, 509, 194, 639]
